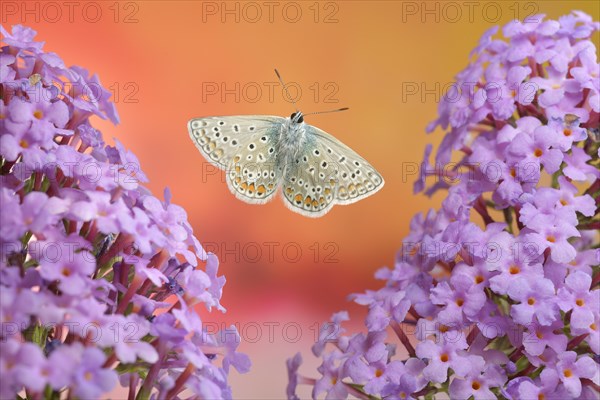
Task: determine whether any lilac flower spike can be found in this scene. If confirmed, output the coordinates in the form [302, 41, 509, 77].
[287, 12, 599, 400]
[1, 25, 247, 399]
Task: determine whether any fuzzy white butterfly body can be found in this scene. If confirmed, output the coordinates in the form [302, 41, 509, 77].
[188, 110, 384, 217]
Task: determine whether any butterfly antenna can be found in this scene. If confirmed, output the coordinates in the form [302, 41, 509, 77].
[274, 69, 299, 112]
[303, 107, 350, 117]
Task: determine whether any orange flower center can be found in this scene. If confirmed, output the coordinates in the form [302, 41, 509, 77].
[472, 381, 481, 390]
[536, 331, 544, 339]
[440, 353, 449, 362]
[527, 297, 536, 305]
[563, 369, 573, 378]
[534, 148, 543, 157]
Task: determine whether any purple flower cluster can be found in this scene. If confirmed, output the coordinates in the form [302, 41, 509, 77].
[1, 25, 249, 399]
[287, 12, 599, 400]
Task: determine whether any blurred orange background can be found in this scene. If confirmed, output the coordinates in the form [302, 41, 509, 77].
[3, 1, 599, 398]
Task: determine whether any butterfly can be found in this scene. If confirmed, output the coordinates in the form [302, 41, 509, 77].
[187, 71, 384, 218]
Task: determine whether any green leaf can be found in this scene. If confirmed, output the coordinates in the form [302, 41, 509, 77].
[23, 323, 50, 348]
[116, 363, 149, 380]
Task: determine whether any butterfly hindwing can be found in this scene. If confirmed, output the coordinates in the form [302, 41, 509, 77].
[226, 136, 285, 204]
[281, 146, 338, 217]
[188, 116, 286, 203]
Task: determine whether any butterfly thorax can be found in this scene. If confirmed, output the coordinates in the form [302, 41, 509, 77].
[276, 114, 307, 167]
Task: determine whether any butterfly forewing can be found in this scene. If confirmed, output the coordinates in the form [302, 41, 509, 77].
[188, 116, 286, 203]
[305, 124, 384, 205]
[188, 116, 278, 166]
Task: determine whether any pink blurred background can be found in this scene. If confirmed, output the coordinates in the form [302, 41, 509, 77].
[3, 1, 598, 398]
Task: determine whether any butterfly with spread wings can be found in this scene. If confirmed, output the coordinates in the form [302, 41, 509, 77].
[187, 72, 384, 218]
